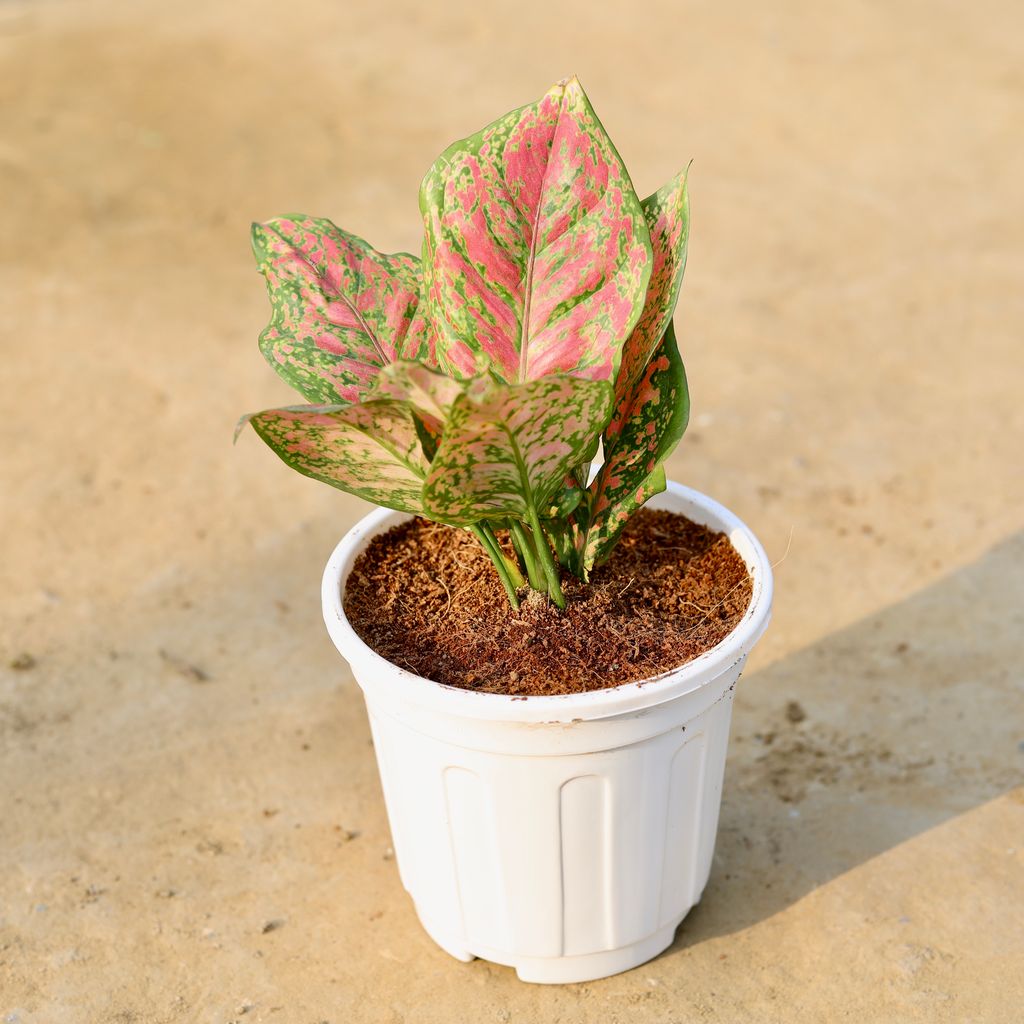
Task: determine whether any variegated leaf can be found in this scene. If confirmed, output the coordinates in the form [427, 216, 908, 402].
[419, 76, 652, 384]
[422, 376, 614, 526]
[605, 169, 690, 444]
[252, 216, 425, 404]
[368, 359, 468, 431]
[576, 173, 691, 570]
[239, 401, 429, 514]
[583, 322, 689, 569]
[544, 474, 584, 519]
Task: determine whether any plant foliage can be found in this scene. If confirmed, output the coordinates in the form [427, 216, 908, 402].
[240, 77, 691, 609]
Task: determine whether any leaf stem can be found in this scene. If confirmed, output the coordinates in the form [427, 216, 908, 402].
[470, 524, 521, 611]
[480, 522, 524, 590]
[509, 520, 547, 593]
[545, 516, 586, 582]
[525, 505, 566, 609]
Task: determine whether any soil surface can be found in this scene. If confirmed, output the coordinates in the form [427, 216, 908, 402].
[344, 510, 752, 696]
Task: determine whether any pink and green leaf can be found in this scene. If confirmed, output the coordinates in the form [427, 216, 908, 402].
[238, 401, 430, 515]
[605, 169, 690, 444]
[583, 321, 689, 570]
[368, 359, 468, 432]
[252, 216, 426, 404]
[241, 86, 695, 606]
[422, 375, 614, 526]
[418, 76, 652, 385]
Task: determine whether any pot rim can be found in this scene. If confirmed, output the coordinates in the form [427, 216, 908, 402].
[322, 481, 773, 723]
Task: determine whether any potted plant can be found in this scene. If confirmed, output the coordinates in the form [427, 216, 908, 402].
[238, 77, 773, 984]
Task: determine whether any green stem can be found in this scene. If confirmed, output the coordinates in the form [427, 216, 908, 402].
[545, 517, 586, 582]
[509, 519, 547, 593]
[481, 522, 524, 590]
[469, 524, 520, 611]
[525, 504, 566, 610]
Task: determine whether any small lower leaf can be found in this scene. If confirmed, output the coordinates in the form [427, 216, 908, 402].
[544, 474, 584, 519]
[240, 401, 430, 514]
[422, 376, 613, 526]
[368, 359, 468, 431]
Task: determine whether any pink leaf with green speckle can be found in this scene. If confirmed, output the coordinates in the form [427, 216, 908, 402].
[418, 77, 652, 384]
[238, 401, 430, 515]
[252, 217, 426, 404]
[422, 376, 613, 526]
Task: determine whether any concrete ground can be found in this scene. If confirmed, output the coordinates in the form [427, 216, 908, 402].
[2, 0, 1022, 1020]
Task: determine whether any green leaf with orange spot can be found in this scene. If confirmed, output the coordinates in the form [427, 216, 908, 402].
[605, 169, 690, 445]
[422, 376, 614, 526]
[252, 216, 427, 404]
[418, 76, 652, 384]
[583, 322, 689, 569]
[577, 171, 692, 570]
[239, 401, 430, 514]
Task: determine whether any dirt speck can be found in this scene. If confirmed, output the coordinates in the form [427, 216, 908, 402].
[82, 884, 106, 904]
[785, 700, 807, 724]
[159, 649, 210, 683]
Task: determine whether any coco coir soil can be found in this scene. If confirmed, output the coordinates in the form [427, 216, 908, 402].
[343, 508, 752, 697]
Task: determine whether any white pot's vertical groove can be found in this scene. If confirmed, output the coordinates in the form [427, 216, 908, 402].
[663, 729, 707, 926]
[323, 483, 773, 984]
[444, 767, 510, 951]
[559, 774, 612, 955]
[696, 690, 736, 896]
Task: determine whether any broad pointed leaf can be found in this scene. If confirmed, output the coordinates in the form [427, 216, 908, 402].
[239, 401, 430, 514]
[422, 376, 614, 526]
[418, 76, 652, 384]
[605, 169, 690, 444]
[583, 322, 689, 569]
[252, 216, 425, 404]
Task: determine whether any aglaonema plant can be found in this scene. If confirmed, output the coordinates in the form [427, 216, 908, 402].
[238, 77, 691, 611]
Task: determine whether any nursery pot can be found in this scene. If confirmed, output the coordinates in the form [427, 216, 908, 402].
[322, 481, 773, 984]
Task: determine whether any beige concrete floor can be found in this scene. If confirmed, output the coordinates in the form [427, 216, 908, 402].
[2, 0, 1022, 1020]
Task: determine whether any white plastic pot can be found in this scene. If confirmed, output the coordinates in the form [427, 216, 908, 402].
[322, 482, 773, 984]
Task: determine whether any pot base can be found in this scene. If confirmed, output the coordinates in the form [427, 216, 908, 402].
[416, 903, 693, 984]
